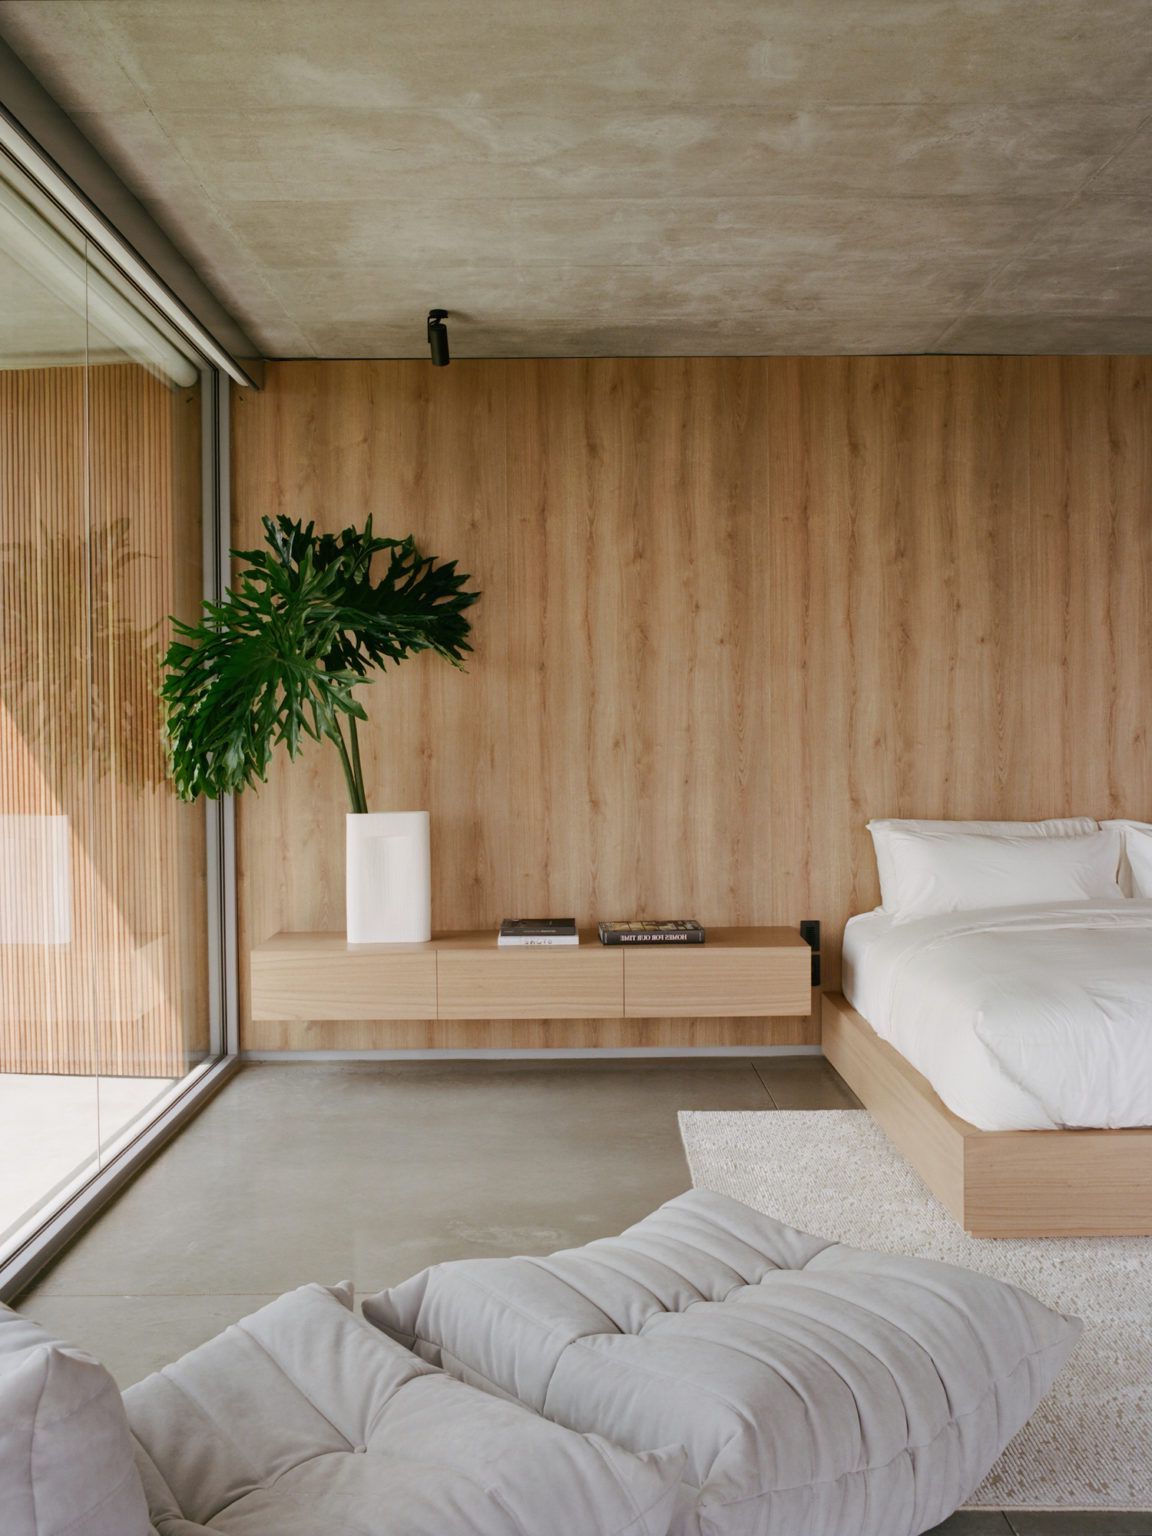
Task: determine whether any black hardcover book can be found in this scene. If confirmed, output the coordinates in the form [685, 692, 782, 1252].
[598, 920, 705, 945]
[499, 918, 578, 946]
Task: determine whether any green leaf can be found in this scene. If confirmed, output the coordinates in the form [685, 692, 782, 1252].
[160, 516, 480, 808]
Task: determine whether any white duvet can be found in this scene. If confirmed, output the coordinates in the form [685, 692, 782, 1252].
[842, 898, 1152, 1131]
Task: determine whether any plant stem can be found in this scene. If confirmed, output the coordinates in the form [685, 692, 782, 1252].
[329, 718, 366, 814]
[346, 713, 368, 814]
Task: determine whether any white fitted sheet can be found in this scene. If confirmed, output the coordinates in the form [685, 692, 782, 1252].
[841, 898, 1152, 1131]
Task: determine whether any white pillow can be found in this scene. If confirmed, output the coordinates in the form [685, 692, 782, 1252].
[0, 1304, 151, 1536]
[1102, 819, 1152, 897]
[868, 817, 1098, 912]
[1117, 823, 1152, 898]
[1129, 832, 1152, 898]
[877, 826, 1122, 922]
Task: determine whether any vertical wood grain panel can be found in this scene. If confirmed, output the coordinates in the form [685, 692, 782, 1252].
[234, 358, 1152, 1052]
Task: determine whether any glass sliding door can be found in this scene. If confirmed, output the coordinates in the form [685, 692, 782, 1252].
[0, 160, 225, 1269]
[0, 172, 97, 1254]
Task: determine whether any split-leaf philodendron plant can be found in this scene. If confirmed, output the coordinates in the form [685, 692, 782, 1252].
[161, 516, 479, 813]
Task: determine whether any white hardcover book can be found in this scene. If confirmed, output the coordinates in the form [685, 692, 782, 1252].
[497, 934, 580, 946]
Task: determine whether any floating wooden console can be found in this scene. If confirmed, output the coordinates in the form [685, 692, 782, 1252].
[250, 927, 811, 1023]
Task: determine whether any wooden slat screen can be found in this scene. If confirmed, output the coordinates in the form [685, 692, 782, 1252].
[0, 362, 208, 1076]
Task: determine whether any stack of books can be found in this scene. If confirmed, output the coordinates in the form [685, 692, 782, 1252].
[497, 918, 707, 946]
[498, 918, 578, 947]
[598, 920, 705, 945]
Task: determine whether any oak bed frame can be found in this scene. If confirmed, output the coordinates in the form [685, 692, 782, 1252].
[822, 991, 1152, 1239]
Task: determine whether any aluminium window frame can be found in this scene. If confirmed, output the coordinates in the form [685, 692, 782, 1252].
[0, 126, 247, 1303]
[0, 70, 258, 387]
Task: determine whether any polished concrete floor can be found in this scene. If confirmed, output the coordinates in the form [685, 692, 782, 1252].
[15, 1057, 1152, 1536]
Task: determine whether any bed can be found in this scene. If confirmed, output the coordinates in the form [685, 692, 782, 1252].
[822, 821, 1152, 1238]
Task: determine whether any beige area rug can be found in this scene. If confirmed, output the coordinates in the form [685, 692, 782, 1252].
[678, 1109, 1151, 1511]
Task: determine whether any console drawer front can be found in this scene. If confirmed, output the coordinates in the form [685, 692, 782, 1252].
[437, 945, 623, 1018]
[251, 940, 437, 1020]
[623, 940, 810, 1017]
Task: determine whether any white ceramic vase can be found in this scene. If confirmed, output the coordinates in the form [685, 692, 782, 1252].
[345, 811, 431, 944]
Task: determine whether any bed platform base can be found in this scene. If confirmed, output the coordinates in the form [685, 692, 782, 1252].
[822, 991, 1152, 1239]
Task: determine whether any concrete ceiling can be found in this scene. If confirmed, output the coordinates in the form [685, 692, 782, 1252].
[1, 0, 1150, 359]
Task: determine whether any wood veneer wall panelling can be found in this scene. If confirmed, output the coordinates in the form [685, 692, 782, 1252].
[234, 358, 1152, 1052]
[0, 363, 208, 1075]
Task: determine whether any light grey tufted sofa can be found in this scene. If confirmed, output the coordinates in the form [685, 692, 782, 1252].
[366, 1190, 1083, 1536]
[1, 1190, 1080, 1536]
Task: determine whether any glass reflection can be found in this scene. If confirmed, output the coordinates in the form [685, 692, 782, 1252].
[0, 171, 211, 1260]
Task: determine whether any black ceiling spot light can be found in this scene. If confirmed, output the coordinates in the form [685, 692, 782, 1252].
[427, 308, 450, 366]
